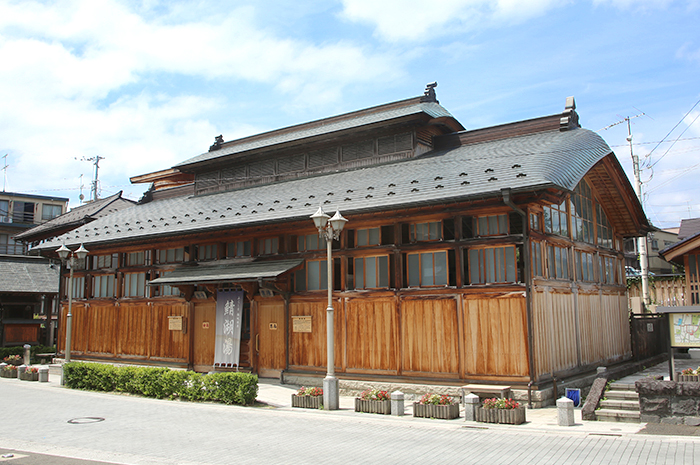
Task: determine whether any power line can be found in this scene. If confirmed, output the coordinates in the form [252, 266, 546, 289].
[645, 96, 700, 168]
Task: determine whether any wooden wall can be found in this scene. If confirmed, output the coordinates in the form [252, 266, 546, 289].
[58, 301, 190, 363]
[531, 287, 631, 379]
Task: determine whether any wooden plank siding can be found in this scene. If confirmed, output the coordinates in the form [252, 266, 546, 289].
[288, 298, 345, 371]
[344, 297, 398, 373]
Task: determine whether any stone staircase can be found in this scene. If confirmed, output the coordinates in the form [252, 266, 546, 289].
[595, 382, 640, 423]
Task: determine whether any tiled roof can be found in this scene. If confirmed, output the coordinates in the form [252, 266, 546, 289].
[149, 259, 303, 285]
[176, 99, 456, 168]
[678, 218, 700, 240]
[15, 191, 136, 241]
[35, 127, 613, 251]
[0, 255, 60, 293]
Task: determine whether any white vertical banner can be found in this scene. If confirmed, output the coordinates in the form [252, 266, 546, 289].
[214, 290, 244, 368]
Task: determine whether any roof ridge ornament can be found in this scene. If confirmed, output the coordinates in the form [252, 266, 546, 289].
[560, 96, 580, 131]
[420, 82, 438, 103]
[209, 135, 224, 152]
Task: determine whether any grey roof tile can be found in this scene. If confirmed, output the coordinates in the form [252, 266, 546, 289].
[36, 127, 611, 251]
[0, 255, 60, 293]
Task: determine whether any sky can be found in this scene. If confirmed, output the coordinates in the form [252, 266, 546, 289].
[0, 0, 698, 230]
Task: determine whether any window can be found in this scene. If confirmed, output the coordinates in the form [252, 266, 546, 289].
[0, 200, 8, 217]
[651, 239, 659, 251]
[547, 245, 569, 280]
[0, 234, 25, 254]
[570, 181, 594, 244]
[576, 250, 595, 282]
[600, 255, 618, 284]
[543, 201, 568, 237]
[12, 201, 34, 223]
[297, 234, 323, 251]
[356, 228, 380, 247]
[530, 213, 541, 232]
[92, 254, 117, 269]
[468, 246, 517, 284]
[158, 248, 185, 264]
[41, 204, 62, 221]
[409, 221, 442, 242]
[153, 271, 181, 297]
[197, 244, 217, 261]
[475, 214, 508, 237]
[123, 272, 147, 297]
[93, 274, 115, 298]
[349, 256, 389, 289]
[127, 251, 145, 266]
[597, 205, 614, 249]
[226, 241, 251, 258]
[296, 260, 327, 291]
[531, 242, 543, 277]
[65, 275, 85, 299]
[407, 251, 448, 287]
[258, 237, 279, 255]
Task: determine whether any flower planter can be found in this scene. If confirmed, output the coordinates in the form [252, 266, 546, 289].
[1, 369, 18, 379]
[476, 406, 526, 425]
[413, 402, 460, 420]
[292, 394, 323, 409]
[355, 398, 391, 415]
[677, 373, 700, 382]
[20, 371, 39, 381]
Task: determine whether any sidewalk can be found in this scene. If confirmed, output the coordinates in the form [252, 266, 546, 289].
[38, 357, 695, 437]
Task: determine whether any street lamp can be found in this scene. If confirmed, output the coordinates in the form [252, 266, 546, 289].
[56, 243, 89, 371]
[310, 206, 347, 410]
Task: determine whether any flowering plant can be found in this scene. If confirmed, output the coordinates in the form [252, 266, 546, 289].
[3, 355, 22, 366]
[682, 368, 695, 375]
[296, 386, 323, 397]
[419, 393, 455, 405]
[2, 365, 18, 372]
[25, 367, 39, 374]
[359, 389, 390, 401]
[483, 397, 520, 410]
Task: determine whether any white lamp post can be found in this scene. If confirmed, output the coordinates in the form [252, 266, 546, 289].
[310, 206, 347, 410]
[56, 243, 89, 372]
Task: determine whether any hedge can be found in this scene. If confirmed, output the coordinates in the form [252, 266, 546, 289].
[62, 362, 259, 405]
[0, 345, 56, 364]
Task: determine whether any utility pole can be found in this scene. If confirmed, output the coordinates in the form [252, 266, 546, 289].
[605, 113, 650, 309]
[78, 156, 104, 201]
[2, 154, 8, 192]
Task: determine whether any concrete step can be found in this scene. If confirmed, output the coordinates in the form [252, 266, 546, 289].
[604, 390, 639, 401]
[595, 408, 641, 423]
[599, 399, 640, 411]
[609, 382, 636, 391]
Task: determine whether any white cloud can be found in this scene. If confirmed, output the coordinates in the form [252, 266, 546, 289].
[339, 0, 564, 42]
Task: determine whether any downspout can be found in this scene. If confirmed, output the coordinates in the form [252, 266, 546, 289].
[502, 188, 535, 408]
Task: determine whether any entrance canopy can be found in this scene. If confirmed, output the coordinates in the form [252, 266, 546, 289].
[148, 259, 303, 286]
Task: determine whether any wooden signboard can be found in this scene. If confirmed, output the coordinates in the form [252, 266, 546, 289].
[168, 316, 183, 331]
[292, 316, 312, 333]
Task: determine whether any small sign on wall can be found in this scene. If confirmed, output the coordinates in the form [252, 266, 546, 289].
[292, 316, 312, 333]
[168, 316, 183, 331]
[269, 322, 278, 330]
[202, 321, 210, 330]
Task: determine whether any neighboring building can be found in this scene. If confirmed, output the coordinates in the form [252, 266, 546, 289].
[660, 218, 700, 305]
[34, 88, 649, 394]
[624, 226, 680, 275]
[0, 192, 68, 255]
[0, 254, 60, 347]
[15, 191, 137, 250]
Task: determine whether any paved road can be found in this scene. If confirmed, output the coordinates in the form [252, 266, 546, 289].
[1, 379, 698, 465]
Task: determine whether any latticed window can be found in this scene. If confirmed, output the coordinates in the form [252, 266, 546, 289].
[356, 228, 380, 247]
[407, 251, 448, 287]
[409, 221, 441, 242]
[571, 180, 594, 244]
[576, 250, 595, 282]
[258, 237, 279, 255]
[123, 272, 146, 297]
[597, 205, 614, 249]
[547, 244, 570, 280]
[531, 241, 543, 277]
[297, 234, 323, 251]
[158, 248, 184, 264]
[475, 214, 508, 237]
[468, 246, 517, 284]
[93, 274, 115, 298]
[600, 255, 618, 284]
[544, 201, 568, 237]
[227, 241, 251, 257]
[349, 256, 389, 289]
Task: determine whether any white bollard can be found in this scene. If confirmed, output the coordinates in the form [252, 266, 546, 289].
[464, 393, 480, 421]
[391, 390, 404, 416]
[39, 366, 49, 383]
[557, 396, 575, 426]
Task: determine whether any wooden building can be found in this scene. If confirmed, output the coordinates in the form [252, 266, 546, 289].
[35, 86, 649, 392]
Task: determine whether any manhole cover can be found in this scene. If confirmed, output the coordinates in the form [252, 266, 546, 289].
[67, 417, 105, 424]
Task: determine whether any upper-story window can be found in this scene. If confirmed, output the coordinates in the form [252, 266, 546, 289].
[531, 242, 543, 277]
[406, 250, 448, 287]
[357, 227, 381, 247]
[0, 200, 8, 218]
[64, 275, 85, 299]
[547, 244, 570, 280]
[127, 251, 146, 266]
[158, 247, 185, 264]
[467, 246, 517, 284]
[600, 255, 618, 284]
[197, 244, 217, 261]
[297, 234, 323, 251]
[409, 221, 442, 242]
[92, 254, 117, 269]
[153, 271, 182, 297]
[575, 250, 595, 282]
[258, 237, 279, 255]
[92, 274, 115, 298]
[123, 272, 147, 297]
[597, 205, 614, 249]
[41, 204, 62, 221]
[530, 212, 541, 232]
[227, 240, 251, 258]
[12, 201, 34, 223]
[348, 255, 389, 289]
[544, 201, 568, 237]
[475, 214, 508, 237]
[571, 180, 594, 244]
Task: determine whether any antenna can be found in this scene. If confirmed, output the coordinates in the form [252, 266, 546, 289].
[78, 174, 85, 204]
[1, 154, 7, 192]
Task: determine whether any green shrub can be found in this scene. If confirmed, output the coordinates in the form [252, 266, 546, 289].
[62, 362, 258, 405]
[0, 345, 56, 364]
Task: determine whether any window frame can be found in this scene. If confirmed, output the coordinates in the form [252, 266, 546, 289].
[406, 250, 448, 287]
